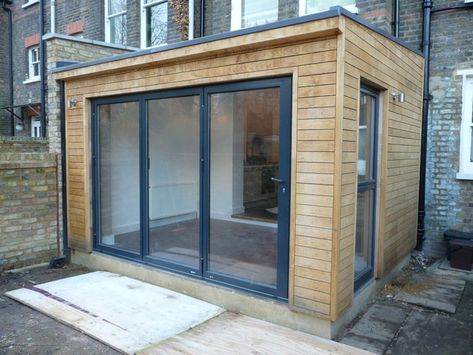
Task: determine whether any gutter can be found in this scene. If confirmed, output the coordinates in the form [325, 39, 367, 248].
[39, 0, 47, 137]
[417, 0, 432, 250]
[392, 0, 400, 37]
[2, 0, 14, 136]
[49, 80, 70, 268]
[200, 0, 205, 37]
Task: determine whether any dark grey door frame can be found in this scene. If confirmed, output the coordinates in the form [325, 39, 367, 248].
[91, 77, 292, 300]
[354, 85, 379, 291]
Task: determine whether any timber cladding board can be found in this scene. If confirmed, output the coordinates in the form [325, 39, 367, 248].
[60, 15, 423, 324]
[333, 18, 423, 318]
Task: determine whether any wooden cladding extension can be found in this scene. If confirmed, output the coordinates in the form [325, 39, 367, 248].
[58, 15, 423, 323]
[333, 18, 424, 318]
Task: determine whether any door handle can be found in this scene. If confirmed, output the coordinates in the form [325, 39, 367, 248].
[271, 177, 285, 184]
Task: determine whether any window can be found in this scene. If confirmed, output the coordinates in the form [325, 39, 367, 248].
[105, 0, 128, 45]
[355, 87, 379, 291]
[22, 0, 39, 9]
[457, 71, 473, 179]
[31, 118, 41, 138]
[141, 0, 168, 48]
[26, 46, 40, 83]
[298, 0, 358, 16]
[231, 0, 279, 30]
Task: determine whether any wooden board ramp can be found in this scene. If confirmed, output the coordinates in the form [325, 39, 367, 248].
[5, 271, 224, 354]
[138, 312, 374, 355]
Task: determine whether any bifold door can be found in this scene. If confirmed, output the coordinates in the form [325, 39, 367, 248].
[92, 78, 291, 299]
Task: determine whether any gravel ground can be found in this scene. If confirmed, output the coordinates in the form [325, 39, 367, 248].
[0, 264, 119, 355]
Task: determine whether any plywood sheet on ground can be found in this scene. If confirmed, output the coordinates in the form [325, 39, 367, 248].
[139, 312, 373, 355]
[5, 271, 224, 354]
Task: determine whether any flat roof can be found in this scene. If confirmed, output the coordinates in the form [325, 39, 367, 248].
[53, 6, 424, 75]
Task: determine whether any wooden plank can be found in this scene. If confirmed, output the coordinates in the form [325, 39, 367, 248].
[140, 312, 372, 355]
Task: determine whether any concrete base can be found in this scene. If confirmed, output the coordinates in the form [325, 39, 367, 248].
[72, 251, 333, 338]
[72, 250, 410, 340]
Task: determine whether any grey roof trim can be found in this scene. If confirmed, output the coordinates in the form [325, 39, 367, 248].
[43, 33, 139, 51]
[52, 6, 423, 75]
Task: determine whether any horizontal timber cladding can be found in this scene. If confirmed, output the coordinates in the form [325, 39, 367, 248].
[61, 18, 340, 320]
[58, 14, 424, 323]
[333, 18, 423, 319]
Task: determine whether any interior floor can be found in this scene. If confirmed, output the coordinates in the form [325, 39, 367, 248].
[110, 218, 278, 286]
[231, 207, 277, 223]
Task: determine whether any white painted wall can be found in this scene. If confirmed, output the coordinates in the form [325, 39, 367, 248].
[148, 96, 200, 222]
[210, 93, 245, 219]
[108, 102, 140, 235]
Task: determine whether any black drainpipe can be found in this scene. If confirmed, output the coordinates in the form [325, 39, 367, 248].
[39, 0, 47, 138]
[200, 0, 205, 37]
[416, 0, 473, 250]
[2, 1, 14, 136]
[49, 80, 70, 268]
[392, 0, 400, 37]
[417, 0, 432, 251]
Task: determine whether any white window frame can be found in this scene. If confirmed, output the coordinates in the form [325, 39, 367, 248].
[298, 0, 358, 16]
[140, 0, 168, 49]
[22, 0, 39, 9]
[24, 46, 40, 84]
[231, 0, 279, 31]
[457, 69, 473, 180]
[31, 118, 41, 138]
[105, 0, 128, 45]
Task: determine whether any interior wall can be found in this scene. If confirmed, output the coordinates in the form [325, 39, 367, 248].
[107, 102, 140, 235]
[148, 96, 200, 224]
[210, 93, 245, 219]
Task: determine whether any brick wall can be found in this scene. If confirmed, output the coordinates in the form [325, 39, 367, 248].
[356, 0, 393, 33]
[423, 0, 473, 256]
[45, 37, 133, 154]
[0, 137, 49, 153]
[0, 10, 11, 136]
[398, 0, 423, 48]
[10, 0, 41, 138]
[203, 0, 231, 35]
[0, 139, 58, 272]
[48, 0, 104, 42]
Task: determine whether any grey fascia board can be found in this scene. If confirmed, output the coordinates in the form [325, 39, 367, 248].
[43, 33, 140, 51]
[52, 6, 423, 75]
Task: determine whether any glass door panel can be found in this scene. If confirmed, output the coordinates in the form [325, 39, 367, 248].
[358, 94, 374, 182]
[98, 101, 141, 253]
[355, 190, 372, 274]
[147, 95, 200, 268]
[209, 88, 280, 287]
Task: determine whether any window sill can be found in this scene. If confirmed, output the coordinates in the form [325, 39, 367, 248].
[22, 0, 40, 9]
[456, 172, 473, 180]
[23, 78, 40, 84]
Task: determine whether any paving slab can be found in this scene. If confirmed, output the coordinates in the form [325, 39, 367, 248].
[5, 271, 224, 354]
[388, 281, 473, 355]
[434, 259, 473, 282]
[340, 303, 410, 354]
[394, 274, 465, 313]
[140, 312, 374, 355]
